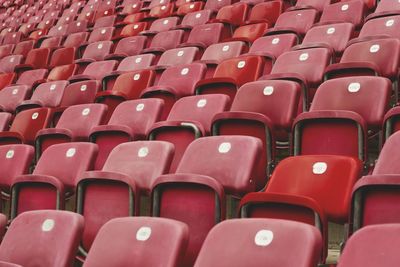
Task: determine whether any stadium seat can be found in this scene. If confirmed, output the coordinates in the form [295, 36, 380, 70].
[177, 2, 204, 16]
[212, 80, 301, 187]
[0, 113, 11, 132]
[14, 48, 51, 73]
[338, 224, 400, 267]
[239, 155, 362, 261]
[105, 35, 147, 61]
[69, 60, 118, 83]
[15, 69, 48, 88]
[83, 217, 188, 267]
[194, 218, 323, 267]
[58, 80, 99, 108]
[74, 41, 114, 70]
[141, 63, 207, 119]
[76, 141, 174, 255]
[152, 135, 262, 265]
[212, 2, 249, 28]
[180, 23, 231, 50]
[141, 30, 185, 56]
[293, 76, 391, 163]
[204, 0, 233, 11]
[246, 1, 283, 26]
[0, 55, 23, 74]
[178, 10, 214, 29]
[149, 94, 230, 172]
[0, 107, 52, 146]
[90, 99, 164, 169]
[366, 0, 400, 20]
[318, 0, 366, 30]
[228, 23, 269, 44]
[35, 103, 107, 158]
[0, 85, 31, 113]
[10, 142, 98, 218]
[140, 17, 179, 36]
[0, 210, 83, 267]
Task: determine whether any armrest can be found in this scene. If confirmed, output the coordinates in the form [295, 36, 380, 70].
[68, 74, 94, 83]
[140, 85, 180, 97]
[101, 71, 125, 90]
[0, 131, 24, 144]
[195, 77, 238, 94]
[13, 174, 65, 191]
[74, 58, 95, 65]
[14, 63, 35, 74]
[95, 90, 129, 101]
[141, 47, 166, 54]
[212, 111, 276, 132]
[15, 100, 43, 112]
[77, 170, 137, 190]
[35, 127, 73, 140]
[89, 124, 137, 139]
[148, 120, 206, 139]
[324, 62, 381, 80]
[177, 42, 207, 50]
[104, 53, 128, 61]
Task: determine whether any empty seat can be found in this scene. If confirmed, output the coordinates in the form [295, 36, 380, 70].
[0, 85, 31, 113]
[75, 41, 114, 67]
[0, 210, 84, 267]
[83, 217, 188, 267]
[151, 136, 262, 265]
[261, 47, 332, 110]
[0, 144, 34, 194]
[246, 33, 298, 61]
[76, 141, 174, 254]
[35, 103, 107, 158]
[90, 99, 164, 169]
[288, 0, 332, 12]
[142, 30, 185, 55]
[195, 55, 265, 101]
[366, 0, 400, 20]
[246, 1, 283, 26]
[58, 80, 99, 108]
[228, 23, 269, 43]
[149, 94, 230, 172]
[204, 0, 233, 11]
[14, 48, 51, 73]
[10, 142, 98, 218]
[0, 55, 23, 74]
[0, 108, 52, 146]
[105, 35, 147, 61]
[212, 3, 249, 28]
[180, 23, 231, 50]
[179, 9, 213, 29]
[15, 69, 48, 88]
[141, 17, 179, 36]
[212, 80, 301, 188]
[194, 218, 323, 267]
[86, 27, 115, 43]
[338, 224, 400, 267]
[239, 155, 362, 261]
[356, 15, 400, 42]
[69, 60, 118, 83]
[141, 63, 207, 119]
[293, 76, 390, 163]
[319, 0, 366, 30]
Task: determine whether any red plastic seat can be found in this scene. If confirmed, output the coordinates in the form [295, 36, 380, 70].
[63, 32, 89, 48]
[141, 63, 207, 119]
[76, 141, 174, 254]
[86, 27, 115, 43]
[2, 32, 22, 45]
[15, 69, 48, 88]
[83, 217, 188, 267]
[179, 10, 214, 29]
[10, 142, 98, 218]
[0, 108, 52, 146]
[149, 94, 230, 172]
[204, 0, 233, 12]
[69, 60, 118, 83]
[0, 210, 84, 267]
[246, 33, 298, 61]
[293, 76, 391, 163]
[58, 80, 99, 108]
[194, 218, 323, 267]
[366, 0, 400, 20]
[338, 224, 400, 267]
[141, 17, 179, 36]
[0, 85, 31, 113]
[105, 36, 147, 61]
[90, 99, 164, 169]
[228, 23, 269, 43]
[212, 80, 301, 188]
[0, 55, 23, 74]
[74, 41, 114, 68]
[142, 30, 185, 55]
[357, 15, 400, 42]
[177, 2, 204, 16]
[35, 103, 107, 158]
[152, 135, 262, 266]
[288, 0, 332, 12]
[239, 155, 362, 262]
[195, 55, 265, 101]
[319, 0, 366, 30]
[213, 3, 249, 27]
[246, 1, 283, 26]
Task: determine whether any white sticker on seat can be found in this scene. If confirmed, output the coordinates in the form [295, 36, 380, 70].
[101, 29, 106, 34]
[97, 43, 103, 49]
[80, 84, 87, 91]
[133, 4, 137, 8]
[195, 13, 201, 18]
[42, 219, 55, 232]
[12, 89, 18, 95]
[32, 112, 39, 120]
[77, 22, 81, 26]
[12, 33, 16, 38]
[45, 20, 50, 24]
[370, 44, 380, 53]
[58, 26, 62, 31]
[181, 67, 189, 75]
[263, 86, 274, 95]
[237, 61, 245, 69]
[255, 230, 273, 247]
[50, 84, 56, 91]
[190, 4, 195, 8]
[197, 99, 207, 107]
[138, 147, 149, 157]
[299, 53, 309, 61]
[9, 57, 14, 62]
[163, 19, 169, 25]
[38, 31, 43, 36]
[66, 148, 76, 157]
[136, 226, 151, 241]
[82, 108, 90, 116]
[135, 57, 142, 63]
[136, 103, 145, 111]
[177, 50, 184, 57]
[133, 24, 139, 29]
[312, 162, 327, 174]
[341, 4, 349, 11]
[348, 82, 361, 92]
[386, 19, 394, 27]
[134, 74, 141, 80]
[86, 12, 91, 17]
[218, 142, 231, 153]
[6, 149, 14, 159]
[272, 38, 280, 44]
[222, 45, 230, 52]
[161, 5, 166, 10]
[327, 27, 335, 34]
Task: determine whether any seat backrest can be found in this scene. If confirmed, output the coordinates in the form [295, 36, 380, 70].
[149, 17, 179, 32]
[33, 142, 98, 190]
[320, 0, 366, 29]
[0, 85, 30, 112]
[176, 136, 262, 196]
[24, 48, 51, 69]
[248, 1, 283, 25]
[83, 217, 188, 267]
[0, 210, 84, 267]
[311, 77, 391, 129]
[248, 34, 298, 59]
[30, 81, 69, 108]
[59, 80, 99, 107]
[93, 15, 116, 28]
[294, 0, 331, 12]
[16, 69, 48, 87]
[337, 224, 400, 267]
[181, 9, 212, 27]
[0, 55, 23, 73]
[82, 41, 113, 61]
[194, 218, 322, 267]
[168, 94, 230, 130]
[157, 47, 199, 67]
[231, 80, 300, 131]
[112, 69, 155, 99]
[117, 54, 155, 72]
[103, 141, 174, 192]
[82, 60, 118, 80]
[204, 0, 232, 11]
[215, 3, 248, 26]
[266, 155, 362, 223]
[113, 36, 147, 57]
[66, 20, 88, 34]
[87, 27, 114, 43]
[373, 131, 400, 174]
[187, 23, 227, 48]
[274, 8, 318, 35]
[373, 0, 400, 14]
[213, 55, 264, 86]
[63, 32, 89, 48]
[157, 63, 206, 96]
[108, 99, 164, 137]
[201, 41, 245, 63]
[359, 15, 400, 40]
[148, 30, 184, 50]
[232, 23, 268, 43]
[0, 144, 34, 190]
[55, 103, 108, 138]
